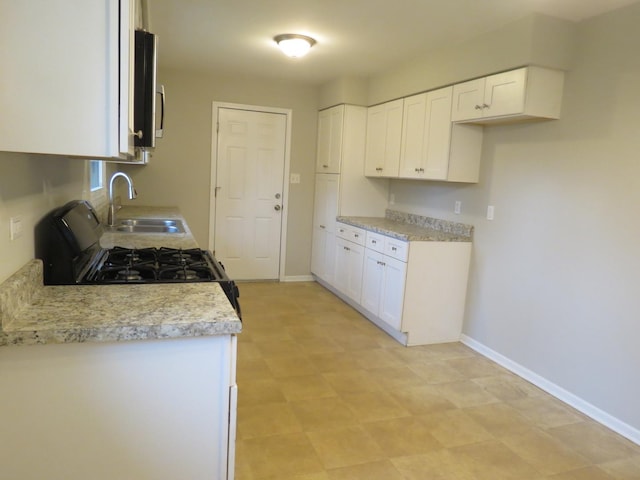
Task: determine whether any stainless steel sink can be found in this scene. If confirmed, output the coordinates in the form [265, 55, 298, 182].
[115, 218, 185, 234]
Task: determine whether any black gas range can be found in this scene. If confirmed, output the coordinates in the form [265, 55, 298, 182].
[35, 200, 240, 318]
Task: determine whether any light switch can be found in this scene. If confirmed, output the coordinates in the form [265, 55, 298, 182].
[487, 205, 495, 220]
[10, 216, 23, 240]
[454, 201, 461, 214]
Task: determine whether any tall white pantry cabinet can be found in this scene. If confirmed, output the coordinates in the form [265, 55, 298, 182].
[310, 105, 389, 284]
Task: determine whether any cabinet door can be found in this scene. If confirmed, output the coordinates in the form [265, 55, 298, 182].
[451, 78, 485, 122]
[422, 87, 454, 180]
[0, 0, 126, 158]
[345, 242, 365, 303]
[316, 105, 344, 173]
[311, 174, 339, 284]
[483, 68, 526, 118]
[399, 93, 427, 178]
[383, 99, 404, 176]
[379, 256, 407, 331]
[364, 104, 387, 176]
[364, 99, 403, 177]
[334, 238, 364, 302]
[361, 249, 385, 314]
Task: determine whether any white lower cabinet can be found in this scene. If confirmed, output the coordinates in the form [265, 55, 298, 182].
[361, 248, 406, 331]
[334, 237, 365, 303]
[324, 222, 472, 346]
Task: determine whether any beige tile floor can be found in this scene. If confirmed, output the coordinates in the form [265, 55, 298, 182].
[234, 281, 640, 480]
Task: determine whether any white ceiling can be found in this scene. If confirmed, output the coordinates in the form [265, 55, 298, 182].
[150, 0, 637, 85]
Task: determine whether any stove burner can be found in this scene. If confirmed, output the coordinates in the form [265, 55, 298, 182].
[170, 253, 191, 264]
[124, 252, 141, 263]
[116, 269, 143, 281]
[174, 268, 198, 281]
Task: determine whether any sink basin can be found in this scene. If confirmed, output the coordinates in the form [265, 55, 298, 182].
[114, 218, 185, 234]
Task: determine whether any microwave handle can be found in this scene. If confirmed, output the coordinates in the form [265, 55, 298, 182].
[156, 84, 165, 138]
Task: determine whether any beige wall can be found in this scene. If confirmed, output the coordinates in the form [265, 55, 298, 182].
[122, 69, 320, 277]
[0, 153, 98, 283]
[367, 5, 640, 433]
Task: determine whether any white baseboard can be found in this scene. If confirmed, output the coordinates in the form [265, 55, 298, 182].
[280, 275, 315, 282]
[460, 334, 640, 446]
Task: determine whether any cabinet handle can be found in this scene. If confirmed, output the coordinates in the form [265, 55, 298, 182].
[419, 168, 424, 173]
[482, 103, 490, 109]
[371, 240, 376, 244]
[474, 105, 482, 110]
[376, 167, 383, 172]
[344, 246, 350, 251]
[322, 164, 329, 168]
[320, 225, 326, 229]
[354, 234, 359, 238]
[391, 246, 397, 251]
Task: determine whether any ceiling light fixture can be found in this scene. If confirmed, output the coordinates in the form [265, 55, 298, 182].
[274, 34, 316, 58]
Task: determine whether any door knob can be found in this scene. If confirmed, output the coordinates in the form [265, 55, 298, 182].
[275, 193, 281, 199]
[274, 205, 282, 211]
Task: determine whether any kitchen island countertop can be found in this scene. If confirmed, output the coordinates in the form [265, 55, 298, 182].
[0, 206, 241, 347]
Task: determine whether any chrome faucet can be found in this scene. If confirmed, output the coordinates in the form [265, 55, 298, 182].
[107, 171, 137, 226]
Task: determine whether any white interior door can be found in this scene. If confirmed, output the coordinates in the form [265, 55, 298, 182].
[214, 108, 287, 280]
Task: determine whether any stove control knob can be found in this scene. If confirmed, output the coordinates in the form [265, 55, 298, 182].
[274, 204, 282, 211]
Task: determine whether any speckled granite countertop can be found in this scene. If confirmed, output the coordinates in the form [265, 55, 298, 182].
[0, 206, 241, 347]
[337, 209, 473, 242]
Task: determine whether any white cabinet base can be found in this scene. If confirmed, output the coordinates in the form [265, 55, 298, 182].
[0, 336, 237, 480]
[314, 240, 472, 347]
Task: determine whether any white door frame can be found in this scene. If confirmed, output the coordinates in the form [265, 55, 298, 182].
[209, 102, 292, 281]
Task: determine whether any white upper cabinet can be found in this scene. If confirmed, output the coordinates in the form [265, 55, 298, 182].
[364, 99, 403, 177]
[0, 0, 135, 159]
[451, 66, 564, 124]
[316, 105, 344, 173]
[399, 87, 483, 183]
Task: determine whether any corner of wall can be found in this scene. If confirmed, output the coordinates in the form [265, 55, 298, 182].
[318, 76, 369, 109]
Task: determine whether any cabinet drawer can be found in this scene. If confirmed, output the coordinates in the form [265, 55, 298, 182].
[336, 223, 366, 245]
[384, 237, 409, 262]
[365, 231, 386, 253]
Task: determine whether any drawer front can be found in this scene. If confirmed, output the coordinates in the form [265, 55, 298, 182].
[384, 237, 409, 262]
[336, 223, 366, 245]
[365, 231, 386, 254]
[348, 227, 365, 245]
[336, 222, 350, 240]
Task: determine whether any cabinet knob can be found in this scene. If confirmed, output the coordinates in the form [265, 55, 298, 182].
[482, 103, 490, 109]
[274, 204, 282, 211]
[320, 225, 325, 229]
[474, 105, 482, 110]
[371, 240, 376, 244]
[322, 164, 329, 168]
[391, 246, 397, 251]
[354, 234, 359, 238]
[419, 168, 424, 173]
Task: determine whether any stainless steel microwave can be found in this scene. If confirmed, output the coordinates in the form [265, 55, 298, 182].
[134, 30, 164, 148]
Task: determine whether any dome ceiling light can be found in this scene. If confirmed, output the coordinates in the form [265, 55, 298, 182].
[273, 34, 316, 58]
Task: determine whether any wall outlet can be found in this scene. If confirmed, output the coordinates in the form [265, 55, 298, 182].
[290, 173, 301, 184]
[454, 201, 462, 214]
[10, 216, 23, 240]
[487, 205, 495, 220]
